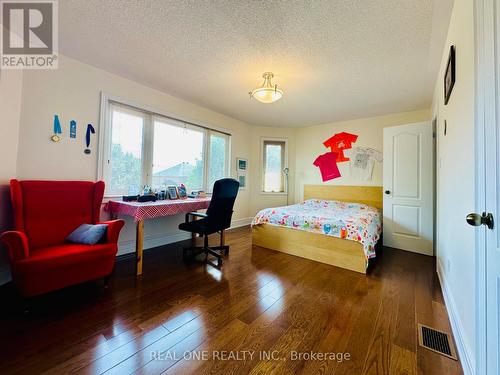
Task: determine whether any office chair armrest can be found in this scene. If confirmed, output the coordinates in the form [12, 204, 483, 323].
[185, 211, 208, 223]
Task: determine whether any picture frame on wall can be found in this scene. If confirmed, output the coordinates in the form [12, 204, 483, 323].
[237, 173, 247, 189]
[444, 45, 456, 105]
[236, 158, 248, 171]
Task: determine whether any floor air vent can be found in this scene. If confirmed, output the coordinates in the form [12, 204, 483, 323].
[418, 324, 457, 360]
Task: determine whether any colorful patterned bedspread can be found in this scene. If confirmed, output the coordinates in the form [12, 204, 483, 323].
[252, 199, 382, 259]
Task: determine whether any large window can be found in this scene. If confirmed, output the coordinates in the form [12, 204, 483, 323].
[262, 139, 287, 193]
[101, 99, 230, 196]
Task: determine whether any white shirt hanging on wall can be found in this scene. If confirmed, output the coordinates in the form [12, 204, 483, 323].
[344, 147, 383, 180]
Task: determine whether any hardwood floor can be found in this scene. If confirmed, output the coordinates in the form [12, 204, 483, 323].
[0, 226, 463, 375]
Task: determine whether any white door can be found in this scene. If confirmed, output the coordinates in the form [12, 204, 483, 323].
[475, 1, 500, 374]
[383, 122, 433, 255]
[481, 156, 497, 375]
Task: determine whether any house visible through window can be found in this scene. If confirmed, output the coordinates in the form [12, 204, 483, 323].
[101, 100, 230, 196]
[262, 139, 287, 193]
[152, 119, 205, 190]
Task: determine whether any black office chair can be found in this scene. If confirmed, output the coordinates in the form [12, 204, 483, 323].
[179, 178, 239, 267]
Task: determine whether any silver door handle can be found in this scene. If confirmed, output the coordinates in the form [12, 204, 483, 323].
[466, 212, 494, 229]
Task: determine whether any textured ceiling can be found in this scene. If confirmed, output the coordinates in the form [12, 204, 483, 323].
[59, 0, 453, 127]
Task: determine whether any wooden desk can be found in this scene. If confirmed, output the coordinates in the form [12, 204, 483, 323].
[106, 197, 211, 275]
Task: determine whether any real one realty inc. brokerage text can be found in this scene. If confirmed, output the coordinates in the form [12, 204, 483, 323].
[150, 350, 351, 362]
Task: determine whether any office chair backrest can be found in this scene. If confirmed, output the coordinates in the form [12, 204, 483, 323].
[206, 178, 240, 230]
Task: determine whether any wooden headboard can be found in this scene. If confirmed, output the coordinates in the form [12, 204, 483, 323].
[303, 185, 383, 209]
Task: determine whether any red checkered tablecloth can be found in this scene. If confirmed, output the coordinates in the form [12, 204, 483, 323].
[105, 197, 211, 222]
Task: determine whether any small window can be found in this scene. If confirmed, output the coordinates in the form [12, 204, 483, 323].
[262, 139, 287, 193]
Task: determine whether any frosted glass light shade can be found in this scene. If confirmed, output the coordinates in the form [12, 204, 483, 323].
[250, 72, 283, 104]
[251, 87, 283, 103]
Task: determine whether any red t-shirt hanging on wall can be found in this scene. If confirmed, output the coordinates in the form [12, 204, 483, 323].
[313, 152, 341, 182]
[323, 132, 358, 162]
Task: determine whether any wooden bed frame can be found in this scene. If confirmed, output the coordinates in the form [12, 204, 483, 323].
[251, 185, 383, 274]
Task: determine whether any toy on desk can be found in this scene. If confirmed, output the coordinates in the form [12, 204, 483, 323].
[188, 190, 205, 198]
[177, 184, 187, 199]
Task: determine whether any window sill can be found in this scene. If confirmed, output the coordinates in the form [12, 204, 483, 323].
[260, 192, 288, 196]
[103, 195, 123, 201]
[103, 192, 213, 200]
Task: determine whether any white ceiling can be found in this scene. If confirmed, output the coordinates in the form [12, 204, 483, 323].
[59, 0, 453, 127]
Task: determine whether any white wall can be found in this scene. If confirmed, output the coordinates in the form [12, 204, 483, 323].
[0, 70, 23, 225]
[432, 0, 475, 372]
[294, 110, 431, 202]
[0, 69, 23, 282]
[16, 55, 256, 255]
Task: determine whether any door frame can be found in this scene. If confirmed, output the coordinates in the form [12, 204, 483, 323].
[474, 0, 492, 373]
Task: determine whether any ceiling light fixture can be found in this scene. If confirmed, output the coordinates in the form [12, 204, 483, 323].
[249, 72, 283, 104]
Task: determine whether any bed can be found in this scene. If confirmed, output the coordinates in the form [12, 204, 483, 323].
[251, 185, 383, 274]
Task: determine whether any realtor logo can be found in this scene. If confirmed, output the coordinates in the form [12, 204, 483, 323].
[1, 0, 58, 69]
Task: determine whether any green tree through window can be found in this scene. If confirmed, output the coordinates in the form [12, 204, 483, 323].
[109, 143, 142, 195]
[208, 134, 226, 189]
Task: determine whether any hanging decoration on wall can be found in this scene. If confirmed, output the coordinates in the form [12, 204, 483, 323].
[322, 132, 358, 162]
[313, 152, 341, 182]
[313, 131, 359, 183]
[70, 120, 77, 138]
[444, 45, 456, 105]
[84, 124, 95, 154]
[51, 115, 62, 142]
[344, 147, 383, 181]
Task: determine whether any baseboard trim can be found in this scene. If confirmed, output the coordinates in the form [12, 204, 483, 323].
[115, 252, 136, 263]
[117, 231, 192, 255]
[436, 259, 475, 375]
[117, 216, 253, 255]
[230, 217, 253, 229]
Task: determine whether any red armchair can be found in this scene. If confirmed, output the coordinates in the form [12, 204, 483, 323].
[0, 180, 124, 296]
